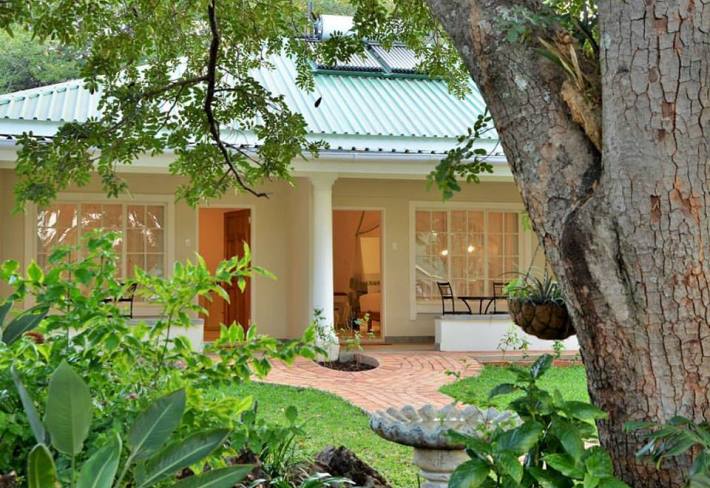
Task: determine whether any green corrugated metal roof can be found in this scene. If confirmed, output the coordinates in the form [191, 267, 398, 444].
[0, 52, 496, 155]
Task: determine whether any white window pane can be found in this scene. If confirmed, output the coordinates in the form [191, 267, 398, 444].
[488, 212, 504, 233]
[81, 204, 103, 229]
[505, 234, 519, 255]
[146, 254, 164, 276]
[451, 233, 467, 256]
[37, 204, 77, 229]
[467, 211, 484, 233]
[488, 234, 502, 257]
[127, 253, 145, 276]
[145, 229, 163, 252]
[416, 255, 447, 281]
[127, 229, 145, 253]
[467, 233, 484, 253]
[37, 227, 77, 253]
[431, 211, 447, 232]
[434, 233, 448, 255]
[451, 211, 466, 232]
[415, 211, 431, 232]
[454, 279, 467, 297]
[415, 278, 432, 300]
[415, 232, 432, 256]
[103, 205, 123, 228]
[451, 256, 465, 278]
[468, 280, 485, 296]
[146, 206, 164, 229]
[127, 206, 145, 228]
[467, 255, 484, 278]
[505, 213, 518, 233]
[488, 257, 505, 283]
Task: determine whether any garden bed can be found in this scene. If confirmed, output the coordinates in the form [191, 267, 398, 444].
[318, 352, 379, 372]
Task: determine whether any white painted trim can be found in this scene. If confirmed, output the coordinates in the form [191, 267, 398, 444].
[195, 204, 257, 326]
[333, 206, 387, 342]
[408, 200, 528, 321]
[0, 143, 513, 181]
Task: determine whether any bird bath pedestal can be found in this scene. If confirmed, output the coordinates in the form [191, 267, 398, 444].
[369, 404, 516, 488]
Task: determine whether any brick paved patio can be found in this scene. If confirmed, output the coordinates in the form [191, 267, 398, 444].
[261, 351, 482, 412]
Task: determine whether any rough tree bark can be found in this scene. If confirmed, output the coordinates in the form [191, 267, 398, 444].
[425, 1, 710, 486]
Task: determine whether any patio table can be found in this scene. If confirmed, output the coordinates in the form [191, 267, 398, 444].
[457, 296, 505, 315]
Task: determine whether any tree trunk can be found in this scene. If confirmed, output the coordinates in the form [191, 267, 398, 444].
[425, 1, 710, 486]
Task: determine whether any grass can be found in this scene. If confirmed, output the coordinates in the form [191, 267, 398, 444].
[440, 364, 589, 409]
[227, 382, 418, 487]
[221, 365, 588, 487]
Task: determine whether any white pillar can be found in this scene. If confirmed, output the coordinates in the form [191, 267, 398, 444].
[310, 174, 338, 343]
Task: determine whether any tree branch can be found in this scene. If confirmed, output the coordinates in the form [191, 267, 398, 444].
[425, 0, 600, 243]
[205, 0, 267, 198]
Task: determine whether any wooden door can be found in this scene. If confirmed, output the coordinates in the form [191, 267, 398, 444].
[224, 209, 251, 329]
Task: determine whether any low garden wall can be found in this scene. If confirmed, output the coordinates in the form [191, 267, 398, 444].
[434, 315, 579, 352]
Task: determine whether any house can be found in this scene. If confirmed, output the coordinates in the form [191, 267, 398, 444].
[0, 17, 578, 351]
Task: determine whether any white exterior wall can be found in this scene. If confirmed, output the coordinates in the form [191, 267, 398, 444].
[435, 315, 579, 352]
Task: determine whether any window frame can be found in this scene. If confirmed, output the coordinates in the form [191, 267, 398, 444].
[25, 193, 175, 315]
[408, 201, 530, 318]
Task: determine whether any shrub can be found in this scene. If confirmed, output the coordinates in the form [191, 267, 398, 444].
[449, 355, 630, 488]
[627, 416, 710, 486]
[0, 230, 321, 484]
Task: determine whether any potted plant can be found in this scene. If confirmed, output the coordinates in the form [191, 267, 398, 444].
[503, 272, 575, 340]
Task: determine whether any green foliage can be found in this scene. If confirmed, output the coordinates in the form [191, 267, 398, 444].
[430, 0, 601, 197]
[2, 0, 468, 210]
[504, 272, 564, 305]
[427, 113, 495, 200]
[230, 382, 417, 487]
[312, 309, 337, 346]
[0, 302, 48, 346]
[16, 362, 252, 488]
[497, 325, 530, 358]
[0, 231, 321, 482]
[627, 416, 710, 487]
[449, 355, 628, 488]
[27, 444, 58, 488]
[0, 29, 82, 93]
[440, 364, 588, 410]
[45, 361, 93, 456]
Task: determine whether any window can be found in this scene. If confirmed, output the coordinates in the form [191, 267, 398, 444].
[37, 203, 166, 277]
[415, 208, 520, 301]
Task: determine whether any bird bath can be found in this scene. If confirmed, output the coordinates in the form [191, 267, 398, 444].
[370, 404, 516, 488]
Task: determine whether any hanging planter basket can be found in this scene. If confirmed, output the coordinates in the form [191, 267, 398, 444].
[508, 298, 575, 340]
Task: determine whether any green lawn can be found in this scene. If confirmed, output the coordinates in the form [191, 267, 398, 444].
[229, 383, 419, 487]
[440, 364, 589, 409]
[225, 366, 588, 487]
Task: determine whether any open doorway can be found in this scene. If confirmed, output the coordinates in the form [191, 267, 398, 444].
[333, 209, 383, 340]
[198, 207, 251, 342]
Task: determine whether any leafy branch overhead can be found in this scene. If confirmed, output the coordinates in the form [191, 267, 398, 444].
[3, 0, 469, 210]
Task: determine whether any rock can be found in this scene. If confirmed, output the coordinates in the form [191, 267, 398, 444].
[314, 446, 390, 488]
[0, 472, 17, 488]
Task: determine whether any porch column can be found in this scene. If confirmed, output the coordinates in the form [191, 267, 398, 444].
[310, 174, 338, 339]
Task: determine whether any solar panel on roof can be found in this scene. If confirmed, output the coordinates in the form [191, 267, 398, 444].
[315, 48, 384, 72]
[369, 44, 420, 73]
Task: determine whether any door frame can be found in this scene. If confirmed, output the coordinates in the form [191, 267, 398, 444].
[196, 204, 257, 328]
[332, 206, 387, 342]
